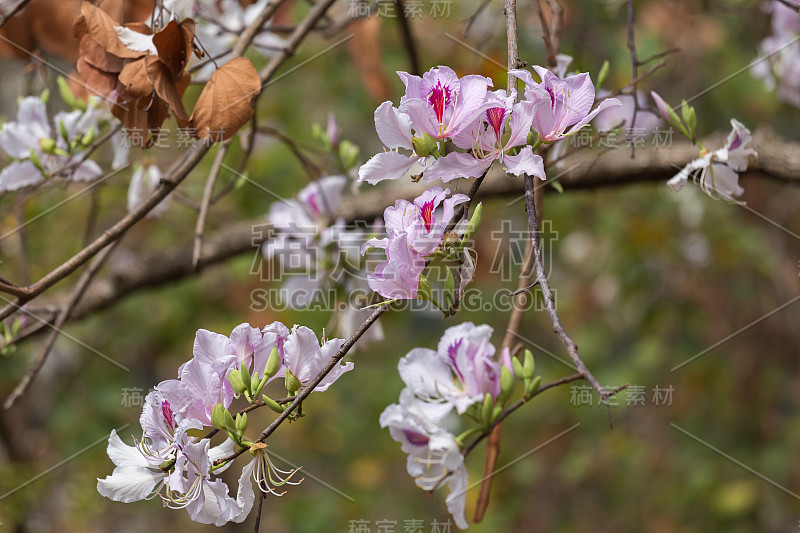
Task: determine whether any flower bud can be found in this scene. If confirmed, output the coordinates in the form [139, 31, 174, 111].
[412, 136, 431, 158]
[496, 365, 515, 406]
[522, 349, 535, 381]
[228, 369, 247, 395]
[211, 403, 228, 431]
[58, 76, 76, 109]
[461, 202, 482, 244]
[235, 412, 248, 436]
[262, 395, 285, 414]
[240, 362, 252, 392]
[264, 345, 280, 379]
[285, 368, 301, 394]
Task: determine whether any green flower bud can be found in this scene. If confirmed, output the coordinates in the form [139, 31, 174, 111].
[264, 345, 280, 379]
[58, 76, 76, 109]
[412, 136, 431, 158]
[480, 393, 494, 427]
[523, 349, 535, 381]
[339, 140, 359, 170]
[211, 403, 228, 431]
[512, 357, 524, 379]
[461, 202, 483, 244]
[262, 395, 285, 414]
[235, 412, 248, 436]
[240, 362, 252, 392]
[525, 375, 542, 397]
[423, 133, 439, 157]
[496, 366, 515, 406]
[39, 137, 58, 155]
[285, 368, 301, 394]
[228, 369, 247, 395]
[416, 274, 433, 302]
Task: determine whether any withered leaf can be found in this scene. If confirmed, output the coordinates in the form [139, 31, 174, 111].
[81, 1, 143, 59]
[152, 19, 195, 78]
[145, 55, 189, 124]
[190, 57, 261, 142]
[119, 57, 153, 98]
[75, 16, 125, 73]
[76, 56, 118, 98]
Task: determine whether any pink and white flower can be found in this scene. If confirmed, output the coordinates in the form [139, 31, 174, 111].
[667, 119, 757, 201]
[380, 389, 469, 529]
[424, 89, 546, 182]
[510, 66, 621, 141]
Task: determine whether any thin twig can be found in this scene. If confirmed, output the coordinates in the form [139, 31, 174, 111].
[231, 0, 289, 59]
[462, 373, 585, 457]
[252, 490, 266, 532]
[531, 0, 555, 68]
[192, 142, 231, 270]
[394, 0, 421, 76]
[626, 0, 640, 158]
[544, 0, 563, 60]
[4, 240, 120, 409]
[523, 174, 606, 399]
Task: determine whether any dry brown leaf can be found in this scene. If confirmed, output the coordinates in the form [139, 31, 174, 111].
[145, 55, 189, 124]
[76, 56, 118, 97]
[124, 22, 152, 35]
[81, 1, 143, 59]
[189, 57, 261, 141]
[152, 19, 195, 77]
[119, 57, 153, 97]
[75, 16, 125, 73]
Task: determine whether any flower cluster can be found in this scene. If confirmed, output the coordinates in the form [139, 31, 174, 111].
[360, 186, 471, 302]
[380, 323, 515, 529]
[751, 0, 800, 108]
[358, 65, 619, 185]
[98, 321, 352, 524]
[263, 174, 385, 346]
[0, 95, 105, 192]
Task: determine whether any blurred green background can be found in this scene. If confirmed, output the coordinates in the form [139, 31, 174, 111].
[0, 0, 799, 531]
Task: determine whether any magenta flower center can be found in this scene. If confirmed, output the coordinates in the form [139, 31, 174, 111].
[403, 429, 430, 447]
[545, 86, 556, 107]
[306, 191, 321, 217]
[428, 81, 452, 124]
[728, 134, 742, 151]
[486, 107, 507, 143]
[161, 400, 175, 431]
[420, 201, 435, 233]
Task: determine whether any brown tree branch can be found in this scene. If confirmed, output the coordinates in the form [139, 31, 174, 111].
[4, 130, 797, 347]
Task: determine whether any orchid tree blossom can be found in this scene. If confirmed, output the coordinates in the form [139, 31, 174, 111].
[279, 325, 352, 392]
[359, 66, 494, 184]
[424, 90, 546, 182]
[398, 322, 514, 415]
[510, 66, 622, 141]
[667, 119, 758, 202]
[0, 96, 102, 192]
[380, 389, 469, 529]
[399, 66, 494, 141]
[361, 186, 468, 300]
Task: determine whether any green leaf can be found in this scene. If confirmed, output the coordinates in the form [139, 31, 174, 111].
[596, 60, 610, 89]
